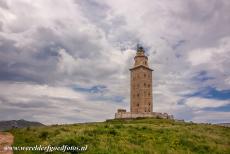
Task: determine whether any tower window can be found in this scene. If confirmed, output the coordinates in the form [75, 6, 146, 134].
[148, 84, 150, 88]
[137, 103, 139, 107]
[148, 93, 150, 96]
[144, 83, 146, 87]
[137, 93, 139, 97]
[144, 74, 146, 77]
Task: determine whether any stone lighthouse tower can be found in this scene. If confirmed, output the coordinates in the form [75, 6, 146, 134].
[114, 45, 173, 119]
[130, 45, 153, 113]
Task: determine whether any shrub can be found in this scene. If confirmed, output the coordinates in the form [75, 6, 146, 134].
[26, 127, 31, 131]
[39, 131, 49, 139]
[114, 124, 123, 129]
[109, 129, 118, 136]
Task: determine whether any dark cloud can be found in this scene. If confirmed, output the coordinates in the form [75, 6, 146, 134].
[0, 36, 17, 52]
[76, 0, 109, 23]
[0, 0, 9, 9]
[0, 21, 3, 31]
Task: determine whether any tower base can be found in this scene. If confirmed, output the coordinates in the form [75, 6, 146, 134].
[115, 109, 173, 119]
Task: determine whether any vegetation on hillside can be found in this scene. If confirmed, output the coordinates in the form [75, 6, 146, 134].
[0, 119, 44, 131]
[10, 118, 230, 154]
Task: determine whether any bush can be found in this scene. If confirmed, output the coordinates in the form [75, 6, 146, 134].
[26, 127, 31, 131]
[114, 124, 123, 129]
[109, 129, 118, 136]
[39, 131, 49, 139]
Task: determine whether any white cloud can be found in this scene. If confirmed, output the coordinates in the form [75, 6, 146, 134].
[192, 111, 230, 123]
[58, 48, 77, 75]
[188, 37, 230, 67]
[185, 97, 230, 109]
[188, 50, 213, 66]
[0, 81, 123, 124]
[187, 37, 230, 90]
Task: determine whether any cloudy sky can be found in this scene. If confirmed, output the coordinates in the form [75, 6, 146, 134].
[0, 0, 229, 124]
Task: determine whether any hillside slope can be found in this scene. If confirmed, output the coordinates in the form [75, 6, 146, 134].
[0, 119, 45, 131]
[10, 118, 230, 154]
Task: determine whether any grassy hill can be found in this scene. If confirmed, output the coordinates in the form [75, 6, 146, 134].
[10, 118, 230, 154]
[0, 119, 44, 131]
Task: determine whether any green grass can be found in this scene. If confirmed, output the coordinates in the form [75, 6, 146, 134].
[9, 118, 230, 154]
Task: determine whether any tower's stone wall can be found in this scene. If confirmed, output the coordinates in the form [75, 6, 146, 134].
[130, 67, 152, 113]
[130, 48, 153, 114]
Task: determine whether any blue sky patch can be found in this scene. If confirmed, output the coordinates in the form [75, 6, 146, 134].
[172, 39, 186, 50]
[72, 85, 107, 93]
[203, 104, 230, 112]
[88, 94, 125, 103]
[177, 98, 186, 105]
[184, 86, 230, 101]
[192, 70, 215, 82]
[73, 85, 125, 103]
[112, 96, 125, 103]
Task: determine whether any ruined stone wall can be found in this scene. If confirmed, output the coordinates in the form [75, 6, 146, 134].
[115, 112, 174, 119]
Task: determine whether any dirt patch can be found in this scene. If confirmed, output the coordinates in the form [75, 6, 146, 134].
[0, 132, 14, 154]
